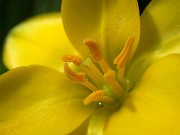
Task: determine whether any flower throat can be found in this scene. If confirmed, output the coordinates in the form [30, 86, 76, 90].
[63, 36, 134, 107]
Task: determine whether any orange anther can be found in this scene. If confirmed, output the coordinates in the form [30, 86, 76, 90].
[64, 63, 87, 82]
[84, 90, 105, 105]
[83, 38, 102, 62]
[62, 55, 82, 66]
[114, 36, 134, 69]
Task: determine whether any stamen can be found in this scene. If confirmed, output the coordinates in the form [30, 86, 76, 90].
[64, 63, 87, 82]
[64, 63, 98, 92]
[114, 36, 134, 83]
[100, 96, 116, 104]
[114, 36, 134, 68]
[84, 90, 104, 105]
[83, 38, 102, 62]
[62, 55, 82, 66]
[84, 90, 115, 105]
[118, 66, 125, 85]
[104, 70, 124, 98]
[63, 37, 134, 106]
[83, 38, 111, 73]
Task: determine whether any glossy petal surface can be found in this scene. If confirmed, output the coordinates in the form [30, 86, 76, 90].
[105, 54, 180, 135]
[127, 0, 180, 86]
[0, 65, 96, 135]
[3, 13, 77, 71]
[62, 0, 140, 64]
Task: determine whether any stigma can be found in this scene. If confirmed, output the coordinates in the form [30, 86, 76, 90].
[63, 36, 134, 106]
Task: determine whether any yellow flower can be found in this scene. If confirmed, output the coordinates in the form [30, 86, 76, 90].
[1, 0, 180, 134]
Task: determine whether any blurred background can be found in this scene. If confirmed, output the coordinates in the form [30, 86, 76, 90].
[0, 0, 151, 74]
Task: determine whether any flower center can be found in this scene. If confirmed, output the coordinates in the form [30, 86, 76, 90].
[63, 36, 134, 107]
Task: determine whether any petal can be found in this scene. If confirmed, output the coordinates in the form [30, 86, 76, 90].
[0, 65, 96, 135]
[127, 0, 180, 86]
[62, 0, 140, 64]
[105, 54, 180, 135]
[3, 13, 77, 71]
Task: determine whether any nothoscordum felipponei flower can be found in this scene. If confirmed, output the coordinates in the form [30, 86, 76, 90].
[1, 0, 180, 134]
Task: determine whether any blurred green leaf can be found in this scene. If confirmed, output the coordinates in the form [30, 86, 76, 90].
[33, 0, 61, 14]
[0, 62, 7, 74]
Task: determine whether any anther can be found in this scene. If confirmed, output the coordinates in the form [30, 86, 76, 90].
[84, 90, 117, 105]
[84, 38, 111, 73]
[62, 55, 82, 66]
[64, 63, 99, 92]
[84, 90, 105, 105]
[83, 38, 102, 62]
[113, 36, 134, 83]
[64, 63, 87, 82]
[114, 36, 134, 69]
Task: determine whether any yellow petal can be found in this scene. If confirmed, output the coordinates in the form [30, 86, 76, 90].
[0, 65, 96, 135]
[3, 13, 77, 71]
[62, 0, 140, 64]
[105, 54, 180, 135]
[127, 0, 180, 86]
